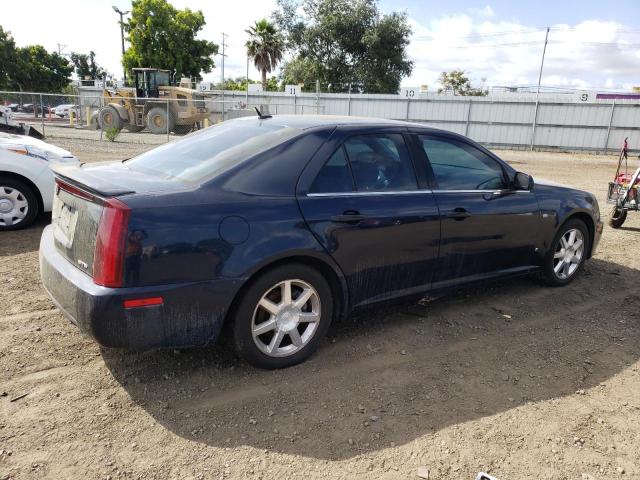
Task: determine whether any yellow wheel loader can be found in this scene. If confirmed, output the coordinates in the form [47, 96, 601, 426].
[95, 69, 209, 135]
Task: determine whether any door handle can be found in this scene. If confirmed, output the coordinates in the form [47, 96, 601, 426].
[331, 210, 367, 223]
[447, 208, 471, 220]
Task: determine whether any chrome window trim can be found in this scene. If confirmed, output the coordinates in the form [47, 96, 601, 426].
[306, 190, 433, 197]
[432, 189, 532, 194]
[306, 189, 532, 197]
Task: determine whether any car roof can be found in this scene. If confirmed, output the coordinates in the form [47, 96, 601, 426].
[229, 114, 440, 131]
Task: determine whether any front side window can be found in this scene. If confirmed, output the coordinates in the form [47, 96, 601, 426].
[419, 136, 506, 190]
[310, 147, 354, 193]
[343, 134, 417, 191]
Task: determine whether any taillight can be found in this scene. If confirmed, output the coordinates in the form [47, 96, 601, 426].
[93, 197, 131, 287]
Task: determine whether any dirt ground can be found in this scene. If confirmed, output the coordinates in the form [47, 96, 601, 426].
[1, 140, 640, 480]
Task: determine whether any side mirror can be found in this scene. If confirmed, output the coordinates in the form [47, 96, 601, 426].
[514, 172, 534, 190]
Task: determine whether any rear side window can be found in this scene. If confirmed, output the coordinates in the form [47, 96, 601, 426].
[125, 119, 300, 183]
[343, 134, 417, 191]
[419, 136, 506, 190]
[310, 147, 354, 193]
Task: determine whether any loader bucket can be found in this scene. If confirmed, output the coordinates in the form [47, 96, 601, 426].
[25, 125, 44, 139]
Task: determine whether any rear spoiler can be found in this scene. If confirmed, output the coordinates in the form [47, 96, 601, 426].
[52, 163, 135, 198]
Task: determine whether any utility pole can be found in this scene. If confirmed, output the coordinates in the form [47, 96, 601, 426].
[245, 56, 250, 106]
[531, 26, 550, 151]
[220, 33, 229, 121]
[56, 43, 68, 56]
[112, 6, 130, 84]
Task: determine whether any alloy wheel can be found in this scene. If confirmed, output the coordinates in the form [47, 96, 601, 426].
[251, 279, 321, 358]
[553, 228, 585, 280]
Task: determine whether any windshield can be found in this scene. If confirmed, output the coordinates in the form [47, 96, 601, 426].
[125, 120, 300, 183]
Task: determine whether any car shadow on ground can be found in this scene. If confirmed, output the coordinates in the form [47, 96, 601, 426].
[101, 258, 639, 461]
[0, 214, 50, 257]
[619, 225, 640, 233]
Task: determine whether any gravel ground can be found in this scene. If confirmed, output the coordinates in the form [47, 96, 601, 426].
[1, 138, 639, 480]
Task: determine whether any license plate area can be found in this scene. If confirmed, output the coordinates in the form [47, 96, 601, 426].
[53, 196, 78, 248]
[51, 186, 103, 277]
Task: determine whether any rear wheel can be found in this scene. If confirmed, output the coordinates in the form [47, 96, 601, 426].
[541, 219, 590, 286]
[232, 264, 333, 369]
[0, 177, 39, 231]
[98, 106, 122, 130]
[609, 206, 627, 228]
[146, 107, 174, 134]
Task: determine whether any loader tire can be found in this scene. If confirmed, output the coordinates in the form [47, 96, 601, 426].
[146, 107, 174, 135]
[98, 106, 122, 130]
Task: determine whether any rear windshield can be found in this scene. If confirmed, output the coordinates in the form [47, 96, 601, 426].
[125, 120, 300, 182]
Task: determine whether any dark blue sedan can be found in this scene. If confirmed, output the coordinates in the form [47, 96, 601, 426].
[40, 115, 603, 368]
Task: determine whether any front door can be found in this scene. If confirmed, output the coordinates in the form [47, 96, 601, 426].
[415, 133, 542, 289]
[297, 129, 441, 308]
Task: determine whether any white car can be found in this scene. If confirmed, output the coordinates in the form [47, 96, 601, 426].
[54, 104, 78, 118]
[0, 133, 78, 230]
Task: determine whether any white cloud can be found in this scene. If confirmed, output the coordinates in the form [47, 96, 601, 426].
[1, 1, 638, 92]
[405, 14, 640, 91]
[469, 5, 495, 18]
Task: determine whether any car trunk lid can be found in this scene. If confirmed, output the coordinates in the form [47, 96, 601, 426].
[51, 160, 189, 283]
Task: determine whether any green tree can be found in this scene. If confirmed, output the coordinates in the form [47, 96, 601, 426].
[0, 26, 18, 90]
[12, 46, 72, 92]
[0, 26, 72, 96]
[123, 0, 219, 81]
[274, 0, 413, 94]
[70, 51, 107, 80]
[438, 70, 488, 96]
[245, 19, 285, 91]
[279, 56, 319, 91]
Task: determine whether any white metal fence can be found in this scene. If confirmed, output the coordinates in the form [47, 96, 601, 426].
[2, 89, 638, 153]
[219, 90, 640, 153]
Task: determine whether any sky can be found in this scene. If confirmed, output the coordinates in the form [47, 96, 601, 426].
[2, 0, 640, 92]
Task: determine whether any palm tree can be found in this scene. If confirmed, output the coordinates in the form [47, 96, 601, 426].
[245, 19, 284, 91]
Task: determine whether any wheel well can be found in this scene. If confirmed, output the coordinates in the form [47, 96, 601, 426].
[0, 171, 44, 213]
[224, 256, 347, 327]
[562, 212, 595, 257]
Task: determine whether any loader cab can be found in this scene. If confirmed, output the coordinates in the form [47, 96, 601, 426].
[133, 69, 171, 99]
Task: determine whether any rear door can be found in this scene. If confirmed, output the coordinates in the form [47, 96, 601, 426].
[414, 132, 541, 288]
[297, 126, 440, 308]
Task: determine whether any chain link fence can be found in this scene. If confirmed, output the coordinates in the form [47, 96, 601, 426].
[0, 90, 324, 161]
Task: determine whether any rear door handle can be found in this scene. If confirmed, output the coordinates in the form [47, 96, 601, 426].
[447, 208, 471, 220]
[331, 210, 367, 223]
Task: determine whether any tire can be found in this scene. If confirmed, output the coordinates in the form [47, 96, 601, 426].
[232, 264, 333, 369]
[146, 106, 174, 135]
[541, 218, 590, 286]
[98, 106, 122, 130]
[0, 177, 39, 231]
[609, 207, 627, 228]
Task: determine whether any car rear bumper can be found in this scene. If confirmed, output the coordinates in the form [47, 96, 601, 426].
[39, 225, 237, 349]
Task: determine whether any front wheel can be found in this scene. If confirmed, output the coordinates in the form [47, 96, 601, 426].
[609, 207, 627, 228]
[98, 106, 122, 130]
[0, 177, 39, 230]
[541, 219, 590, 286]
[232, 264, 333, 369]
[146, 106, 174, 134]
